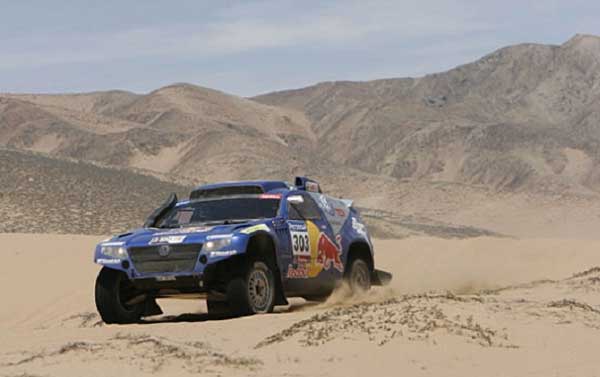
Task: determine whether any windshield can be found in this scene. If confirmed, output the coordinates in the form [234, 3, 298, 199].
[157, 196, 281, 228]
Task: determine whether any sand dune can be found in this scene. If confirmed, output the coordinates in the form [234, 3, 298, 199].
[3, 234, 600, 376]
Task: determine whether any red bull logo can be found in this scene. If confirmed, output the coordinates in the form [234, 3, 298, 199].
[316, 233, 343, 272]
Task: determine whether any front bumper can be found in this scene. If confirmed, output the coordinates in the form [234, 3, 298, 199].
[132, 274, 204, 291]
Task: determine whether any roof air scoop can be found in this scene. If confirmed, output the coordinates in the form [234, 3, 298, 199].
[295, 177, 322, 193]
[144, 193, 178, 228]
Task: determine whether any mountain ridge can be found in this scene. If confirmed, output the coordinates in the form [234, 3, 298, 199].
[3, 35, 600, 237]
[254, 34, 600, 192]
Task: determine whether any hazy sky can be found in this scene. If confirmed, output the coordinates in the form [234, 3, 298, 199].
[1, 0, 599, 96]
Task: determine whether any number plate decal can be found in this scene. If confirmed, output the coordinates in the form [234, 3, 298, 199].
[289, 222, 311, 258]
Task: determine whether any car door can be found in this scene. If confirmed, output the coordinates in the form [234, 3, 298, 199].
[283, 193, 338, 296]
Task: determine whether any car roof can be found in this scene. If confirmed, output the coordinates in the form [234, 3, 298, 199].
[192, 180, 291, 194]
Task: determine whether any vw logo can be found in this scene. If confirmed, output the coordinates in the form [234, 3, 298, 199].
[158, 244, 171, 257]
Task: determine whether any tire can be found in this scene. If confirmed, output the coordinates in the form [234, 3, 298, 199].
[345, 258, 371, 294]
[225, 260, 276, 316]
[95, 267, 144, 324]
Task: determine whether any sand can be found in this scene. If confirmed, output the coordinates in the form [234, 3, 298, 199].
[2, 234, 600, 376]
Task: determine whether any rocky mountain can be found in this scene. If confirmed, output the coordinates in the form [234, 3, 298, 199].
[255, 34, 600, 193]
[4, 35, 600, 193]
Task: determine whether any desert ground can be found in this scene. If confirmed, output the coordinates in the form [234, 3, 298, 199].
[3, 234, 600, 377]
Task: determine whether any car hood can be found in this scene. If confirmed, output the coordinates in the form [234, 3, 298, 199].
[102, 221, 268, 248]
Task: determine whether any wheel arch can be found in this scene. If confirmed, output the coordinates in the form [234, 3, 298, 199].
[245, 232, 288, 306]
[346, 240, 374, 273]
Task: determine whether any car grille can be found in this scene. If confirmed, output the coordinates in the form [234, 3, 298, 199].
[128, 244, 203, 274]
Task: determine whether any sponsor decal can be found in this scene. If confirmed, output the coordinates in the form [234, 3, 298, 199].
[154, 226, 214, 236]
[352, 217, 368, 239]
[239, 224, 270, 234]
[316, 233, 344, 272]
[96, 258, 121, 264]
[286, 265, 309, 278]
[206, 234, 233, 240]
[209, 250, 237, 258]
[309, 193, 350, 236]
[286, 221, 343, 278]
[316, 194, 334, 215]
[150, 235, 186, 244]
[289, 222, 308, 231]
[259, 193, 282, 199]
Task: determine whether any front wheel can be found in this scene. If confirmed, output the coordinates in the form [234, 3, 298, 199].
[221, 260, 276, 317]
[345, 258, 371, 294]
[95, 267, 144, 324]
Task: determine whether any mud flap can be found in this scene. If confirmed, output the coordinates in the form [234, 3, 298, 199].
[274, 275, 289, 306]
[371, 269, 392, 286]
[143, 298, 164, 317]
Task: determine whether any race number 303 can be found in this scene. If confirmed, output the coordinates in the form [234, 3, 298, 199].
[290, 230, 310, 257]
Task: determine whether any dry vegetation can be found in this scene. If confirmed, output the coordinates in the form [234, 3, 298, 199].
[0, 148, 188, 235]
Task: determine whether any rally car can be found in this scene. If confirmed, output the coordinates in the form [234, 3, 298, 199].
[94, 177, 391, 324]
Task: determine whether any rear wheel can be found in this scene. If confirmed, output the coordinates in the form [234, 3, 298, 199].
[345, 258, 371, 293]
[95, 267, 144, 324]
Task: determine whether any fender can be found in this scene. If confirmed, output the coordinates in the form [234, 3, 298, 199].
[235, 229, 288, 306]
[339, 211, 374, 267]
[345, 240, 374, 271]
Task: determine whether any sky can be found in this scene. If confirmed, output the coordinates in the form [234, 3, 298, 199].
[1, 0, 599, 96]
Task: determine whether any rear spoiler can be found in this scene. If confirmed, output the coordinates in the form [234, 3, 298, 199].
[340, 199, 354, 208]
[143, 193, 178, 228]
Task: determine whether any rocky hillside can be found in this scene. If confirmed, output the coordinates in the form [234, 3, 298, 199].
[0, 148, 189, 234]
[255, 34, 600, 193]
[1, 148, 508, 238]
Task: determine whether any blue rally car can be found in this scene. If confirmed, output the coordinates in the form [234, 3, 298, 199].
[94, 177, 391, 323]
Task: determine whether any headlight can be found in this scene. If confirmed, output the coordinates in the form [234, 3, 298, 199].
[100, 244, 128, 259]
[203, 237, 232, 252]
